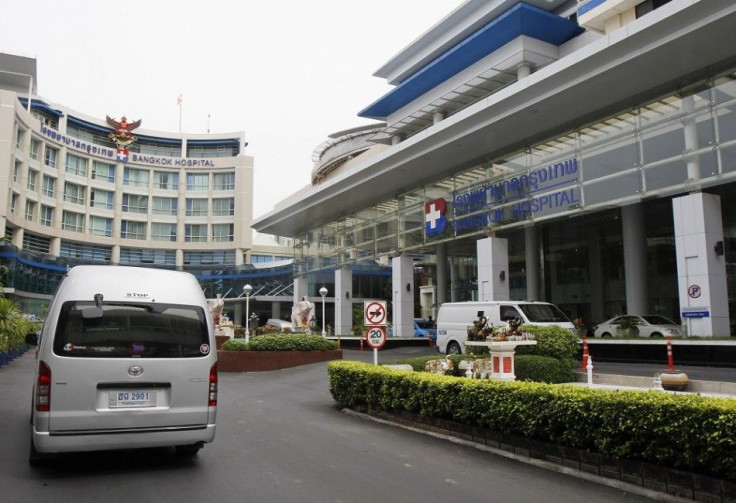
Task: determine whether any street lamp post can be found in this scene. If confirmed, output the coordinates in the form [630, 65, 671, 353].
[319, 286, 328, 337]
[243, 284, 253, 343]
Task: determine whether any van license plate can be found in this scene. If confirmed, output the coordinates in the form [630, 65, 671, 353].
[109, 391, 157, 408]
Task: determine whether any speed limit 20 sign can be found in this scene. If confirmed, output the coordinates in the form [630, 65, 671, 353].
[365, 326, 387, 349]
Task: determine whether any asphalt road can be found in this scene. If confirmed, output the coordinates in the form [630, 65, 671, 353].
[0, 348, 659, 502]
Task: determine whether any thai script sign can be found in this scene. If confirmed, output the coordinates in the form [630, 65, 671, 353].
[451, 157, 581, 234]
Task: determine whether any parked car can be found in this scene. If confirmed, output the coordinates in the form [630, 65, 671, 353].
[592, 315, 682, 338]
[413, 318, 437, 342]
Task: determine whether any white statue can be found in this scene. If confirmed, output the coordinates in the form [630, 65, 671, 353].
[291, 296, 315, 330]
[208, 294, 224, 325]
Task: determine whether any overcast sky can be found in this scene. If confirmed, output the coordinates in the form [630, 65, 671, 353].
[1, 0, 462, 219]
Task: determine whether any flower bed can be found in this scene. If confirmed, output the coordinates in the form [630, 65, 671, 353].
[218, 349, 342, 372]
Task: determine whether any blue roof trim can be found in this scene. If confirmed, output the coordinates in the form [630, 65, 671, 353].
[358, 2, 584, 120]
[67, 116, 110, 135]
[136, 134, 182, 147]
[577, 0, 606, 17]
[0, 251, 69, 272]
[18, 98, 64, 118]
[187, 139, 240, 147]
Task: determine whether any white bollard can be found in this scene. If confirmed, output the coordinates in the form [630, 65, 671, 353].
[586, 355, 594, 386]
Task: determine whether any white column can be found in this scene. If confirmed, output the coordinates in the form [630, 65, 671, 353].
[673, 193, 729, 336]
[392, 255, 414, 337]
[477, 237, 509, 301]
[622, 204, 648, 315]
[524, 226, 540, 300]
[293, 275, 308, 317]
[335, 267, 352, 335]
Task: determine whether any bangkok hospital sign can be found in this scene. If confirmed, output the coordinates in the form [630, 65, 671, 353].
[449, 157, 581, 235]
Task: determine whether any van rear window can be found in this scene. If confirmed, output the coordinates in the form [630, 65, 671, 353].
[53, 301, 210, 358]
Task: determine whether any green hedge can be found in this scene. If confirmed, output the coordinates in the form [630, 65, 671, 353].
[222, 333, 338, 352]
[514, 325, 579, 368]
[327, 361, 736, 479]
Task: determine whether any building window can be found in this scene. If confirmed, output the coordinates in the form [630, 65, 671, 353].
[123, 167, 149, 187]
[186, 173, 208, 191]
[120, 248, 176, 265]
[122, 193, 148, 214]
[213, 172, 235, 190]
[183, 250, 235, 265]
[63, 182, 86, 205]
[40, 205, 53, 227]
[185, 224, 208, 242]
[60, 241, 112, 261]
[89, 216, 113, 237]
[44, 146, 58, 168]
[152, 196, 177, 216]
[185, 198, 208, 216]
[30, 138, 40, 160]
[13, 160, 21, 183]
[27, 169, 38, 192]
[92, 161, 115, 183]
[23, 233, 51, 254]
[153, 171, 178, 190]
[65, 153, 88, 177]
[90, 189, 114, 210]
[121, 220, 147, 240]
[15, 126, 24, 150]
[61, 211, 85, 233]
[25, 200, 36, 221]
[212, 223, 234, 242]
[42, 175, 55, 198]
[10, 193, 18, 214]
[151, 222, 177, 242]
[212, 197, 234, 216]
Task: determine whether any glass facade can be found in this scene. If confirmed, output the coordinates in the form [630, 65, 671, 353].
[292, 69, 736, 326]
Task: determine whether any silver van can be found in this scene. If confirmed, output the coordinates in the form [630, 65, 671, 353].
[436, 300, 574, 354]
[30, 265, 217, 464]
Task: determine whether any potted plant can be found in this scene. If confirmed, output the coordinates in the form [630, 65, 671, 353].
[616, 316, 639, 337]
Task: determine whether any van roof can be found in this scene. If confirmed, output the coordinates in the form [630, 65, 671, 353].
[59, 266, 205, 305]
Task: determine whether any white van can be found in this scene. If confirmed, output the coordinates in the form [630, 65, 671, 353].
[30, 265, 217, 464]
[436, 300, 574, 354]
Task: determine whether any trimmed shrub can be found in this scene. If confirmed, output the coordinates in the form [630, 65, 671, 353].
[221, 334, 337, 352]
[514, 354, 574, 383]
[515, 325, 579, 368]
[326, 361, 736, 480]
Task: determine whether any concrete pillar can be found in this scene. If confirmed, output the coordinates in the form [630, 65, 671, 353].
[436, 243, 447, 306]
[293, 275, 308, 306]
[234, 302, 243, 326]
[11, 227, 23, 248]
[335, 267, 352, 335]
[517, 62, 531, 79]
[477, 237, 509, 301]
[450, 258, 459, 302]
[433, 111, 444, 125]
[673, 193, 729, 336]
[392, 255, 414, 337]
[622, 204, 648, 315]
[524, 226, 540, 300]
[111, 244, 120, 264]
[271, 301, 281, 320]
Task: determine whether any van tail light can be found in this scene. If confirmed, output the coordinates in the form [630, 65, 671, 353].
[208, 362, 218, 407]
[35, 361, 52, 412]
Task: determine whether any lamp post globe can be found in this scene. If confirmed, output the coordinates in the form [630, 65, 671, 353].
[319, 287, 328, 337]
[243, 284, 253, 343]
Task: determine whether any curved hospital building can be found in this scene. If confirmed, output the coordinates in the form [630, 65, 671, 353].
[0, 52, 299, 321]
[254, 0, 736, 337]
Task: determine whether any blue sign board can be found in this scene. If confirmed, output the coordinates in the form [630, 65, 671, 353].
[681, 311, 709, 318]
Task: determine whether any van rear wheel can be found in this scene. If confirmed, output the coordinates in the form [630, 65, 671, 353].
[447, 341, 462, 355]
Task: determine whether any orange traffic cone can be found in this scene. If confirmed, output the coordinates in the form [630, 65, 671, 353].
[581, 335, 592, 369]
